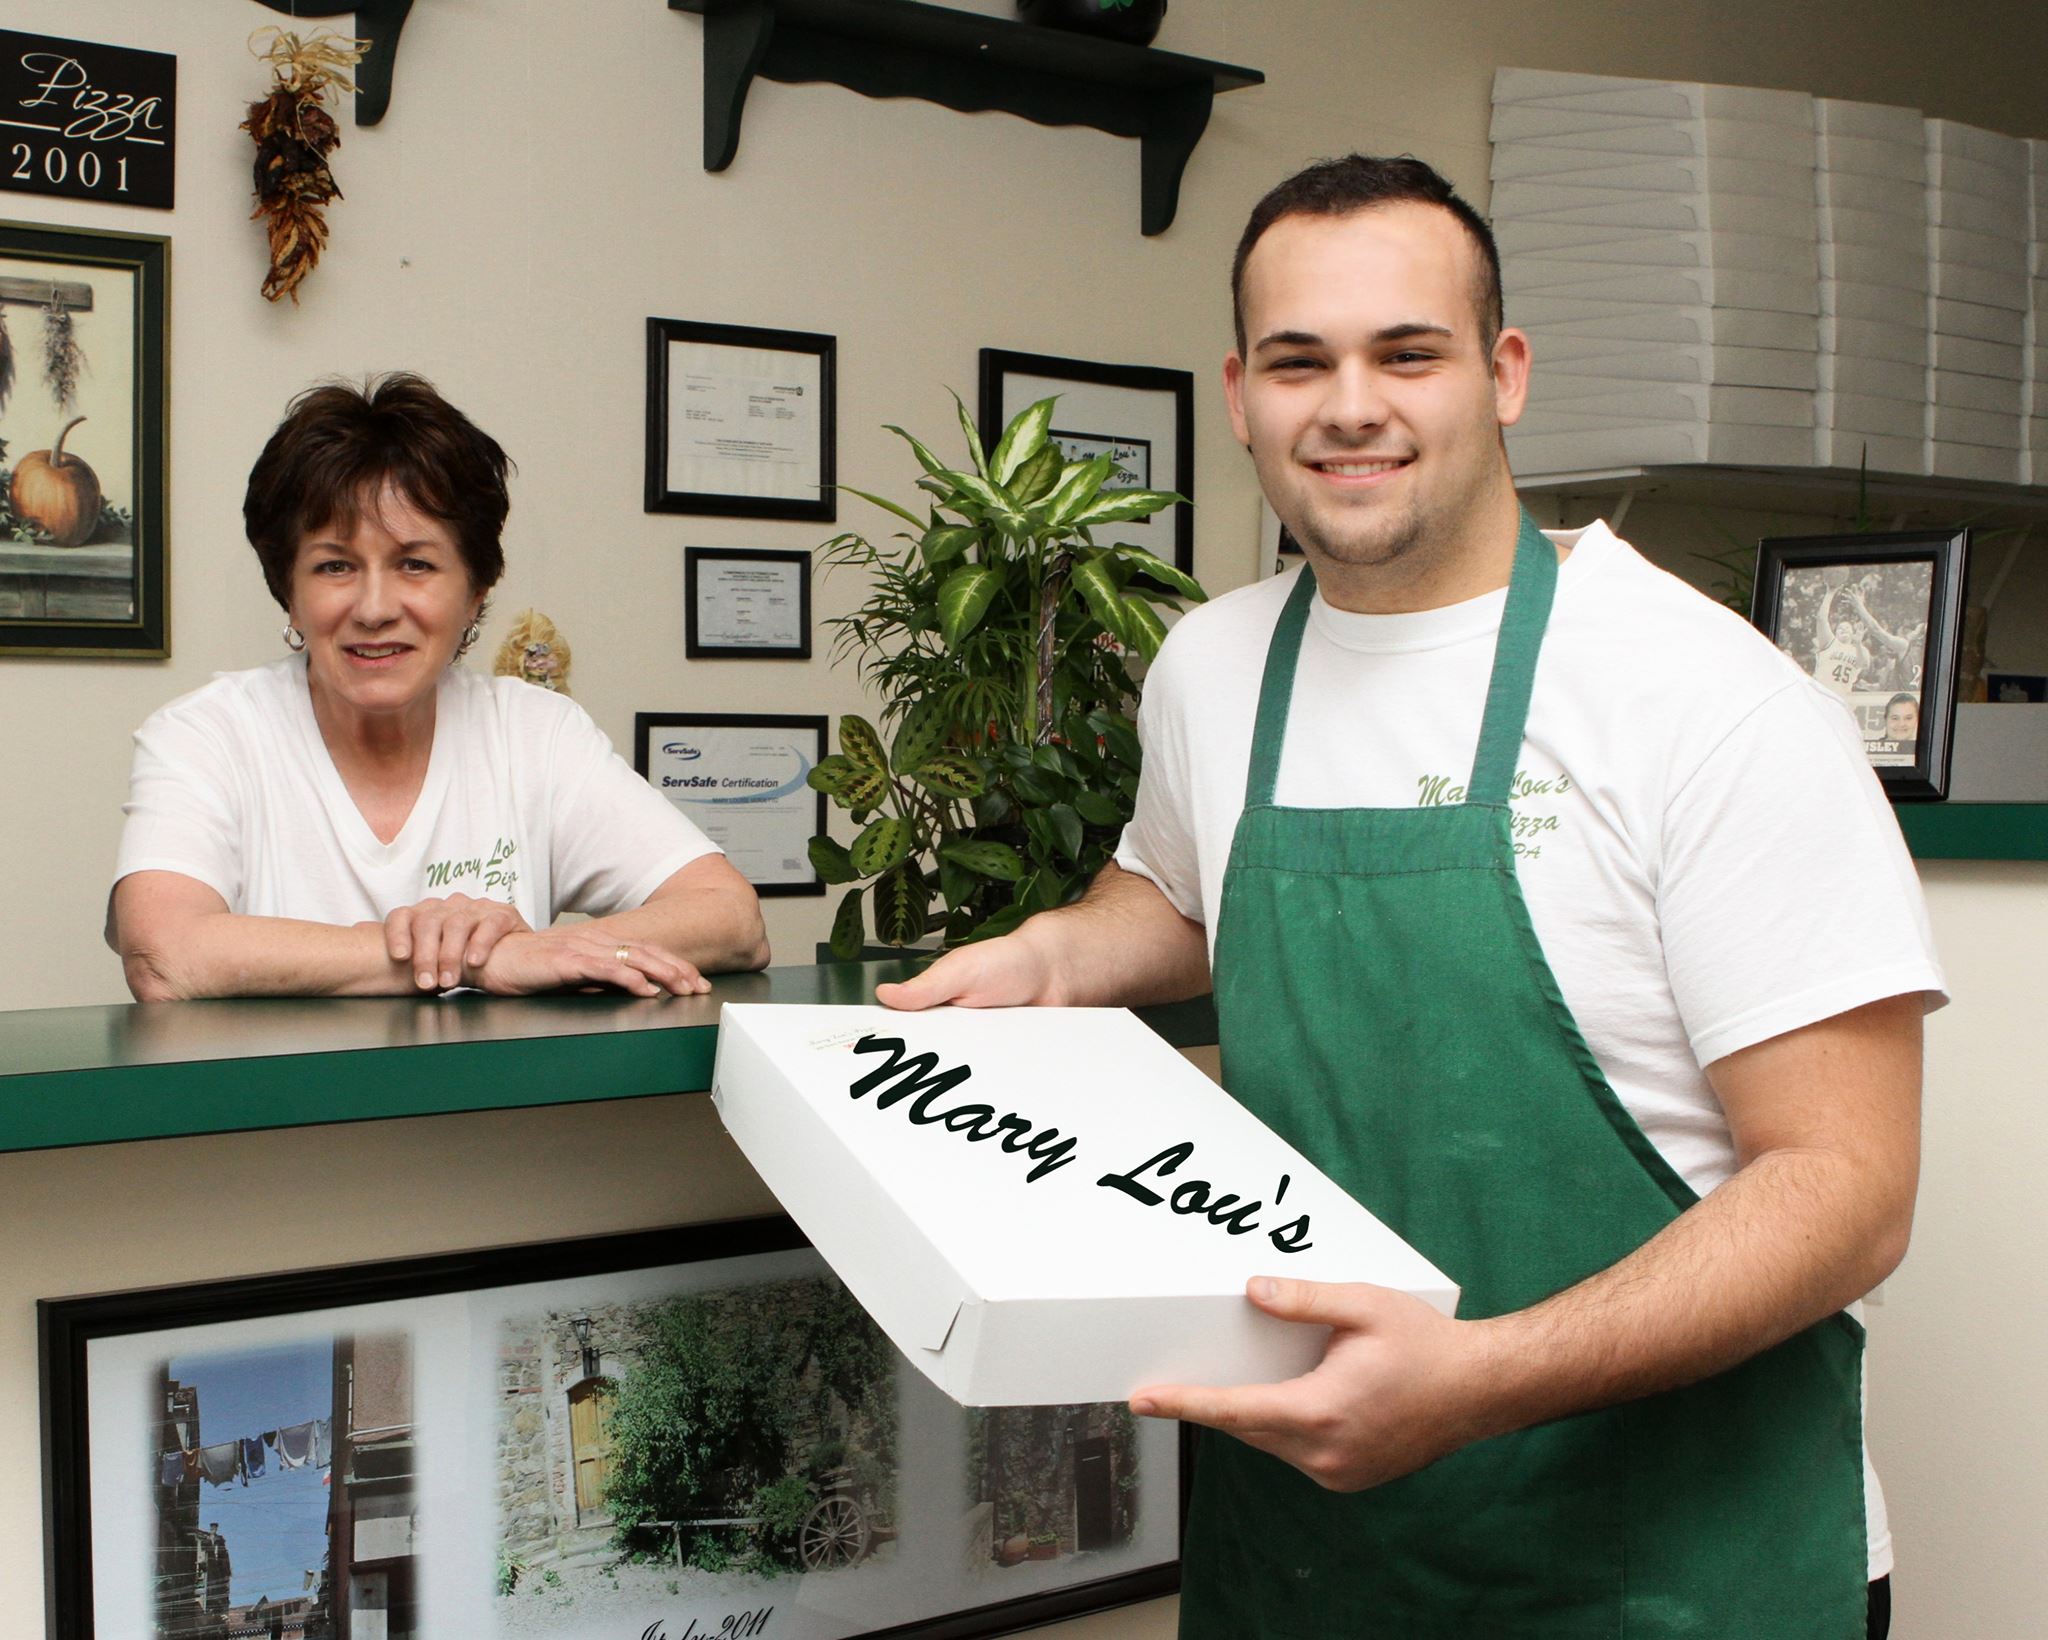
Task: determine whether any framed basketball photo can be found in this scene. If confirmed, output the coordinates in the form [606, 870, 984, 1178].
[1750, 529, 1969, 801]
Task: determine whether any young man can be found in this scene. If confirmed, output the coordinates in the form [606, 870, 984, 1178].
[882, 156, 1941, 1638]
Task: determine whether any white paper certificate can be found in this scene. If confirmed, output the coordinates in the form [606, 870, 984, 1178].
[667, 341, 824, 503]
[645, 720, 821, 890]
[695, 555, 805, 650]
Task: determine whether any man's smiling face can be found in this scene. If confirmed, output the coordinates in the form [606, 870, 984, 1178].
[1225, 203, 1527, 602]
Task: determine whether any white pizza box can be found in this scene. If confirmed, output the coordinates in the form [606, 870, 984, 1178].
[1819, 170, 1929, 218]
[1933, 296, 2027, 347]
[2031, 415, 2048, 457]
[1518, 306, 1817, 350]
[1507, 422, 1816, 472]
[1488, 182, 1818, 240]
[1930, 260, 2029, 313]
[1933, 369, 2025, 415]
[1926, 119, 2029, 175]
[1817, 98, 1926, 146]
[1532, 379, 1814, 426]
[710, 1003, 1459, 1407]
[1822, 316, 1929, 366]
[2031, 346, 2048, 390]
[1928, 148, 2031, 202]
[1817, 391, 1926, 439]
[1822, 205, 1937, 253]
[1929, 404, 2023, 449]
[1929, 440, 2022, 482]
[1817, 428, 1927, 473]
[1491, 70, 1812, 129]
[1821, 242, 1928, 292]
[1491, 119, 1817, 166]
[1930, 185, 2025, 237]
[1929, 223, 2029, 276]
[1543, 344, 1817, 389]
[2033, 140, 2048, 209]
[1502, 228, 1814, 272]
[1821, 278, 1931, 329]
[1819, 132, 1929, 185]
[1504, 263, 1817, 314]
[1821, 353, 1928, 401]
[1932, 330, 2024, 378]
[1488, 153, 1817, 205]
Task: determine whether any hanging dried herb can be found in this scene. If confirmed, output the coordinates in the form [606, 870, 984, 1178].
[0, 308, 14, 416]
[42, 287, 80, 412]
[241, 28, 366, 305]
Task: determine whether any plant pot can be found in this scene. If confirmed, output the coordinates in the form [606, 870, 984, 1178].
[1028, 1538, 1060, 1561]
[997, 1533, 1031, 1566]
[1016, 0, 1167, 47]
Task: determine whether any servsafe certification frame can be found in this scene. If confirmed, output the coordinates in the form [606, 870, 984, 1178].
[634, 712, 828, 895]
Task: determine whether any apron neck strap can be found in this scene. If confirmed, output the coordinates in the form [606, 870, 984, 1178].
[1243, 511, 1560, 811]
[1466, 511, 1559, 807]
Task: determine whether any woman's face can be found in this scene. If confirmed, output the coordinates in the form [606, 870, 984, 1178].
[1885, 698, 1919, 742]
[288, 484, 481, 725]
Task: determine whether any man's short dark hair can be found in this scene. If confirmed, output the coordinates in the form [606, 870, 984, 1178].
[1230, 154, 1504, 358]
[243, 372, 512, 611]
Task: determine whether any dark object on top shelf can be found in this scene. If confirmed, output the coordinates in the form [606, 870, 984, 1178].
[1018, 0, 1167, 47]
[668, 0, 1262, 235]
[246, 0, 414, 124]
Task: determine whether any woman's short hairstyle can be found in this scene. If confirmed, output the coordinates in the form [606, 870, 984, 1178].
[243, 372, 512, 609]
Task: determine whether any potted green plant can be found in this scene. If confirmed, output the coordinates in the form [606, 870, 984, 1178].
[809, 394, 1205, 958]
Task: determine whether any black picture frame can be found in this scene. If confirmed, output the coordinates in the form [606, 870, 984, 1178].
[0, 218, 168, 657]
[635, 711, 829, 896]
[41, 1218, 1184, 1640]
[978, 349, 1194, 576]
[685, 546, 813, 659]
[1751, 529, 1969, 801]
[645, 317, 836, 522]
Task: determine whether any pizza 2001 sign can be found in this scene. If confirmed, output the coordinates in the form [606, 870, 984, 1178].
[0, 30, 176, 210]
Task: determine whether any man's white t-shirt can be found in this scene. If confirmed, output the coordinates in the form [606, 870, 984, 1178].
[116, 658, 718, 928]
[1115, 519, 1946, 1579]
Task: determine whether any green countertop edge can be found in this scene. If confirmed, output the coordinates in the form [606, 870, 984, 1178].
[1897, 803, 2048, 861]
[0, 963, 1221, 1156]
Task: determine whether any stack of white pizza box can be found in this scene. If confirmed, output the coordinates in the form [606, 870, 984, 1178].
[1924, 119, 2032, 484]
[1489, 68, 1821, 478]
[1814, 99, 1932, 476]
[2029, 140, 2048, 486]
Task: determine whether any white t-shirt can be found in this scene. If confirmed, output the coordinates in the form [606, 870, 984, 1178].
[1115, 520, 1946, 1579]
[116, 658, 718, 928]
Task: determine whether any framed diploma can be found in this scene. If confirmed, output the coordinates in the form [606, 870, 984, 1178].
[978, 348, 1194, 575]
[685, 546, 812, 659]
[645, 318, 836, 521]
[635, 712, 828, 895]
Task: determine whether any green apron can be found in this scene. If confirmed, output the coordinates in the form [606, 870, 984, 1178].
[1181, 515, 1869, 1638]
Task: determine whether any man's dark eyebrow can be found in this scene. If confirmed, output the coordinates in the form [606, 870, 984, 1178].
[1250, 321, 1456, 352]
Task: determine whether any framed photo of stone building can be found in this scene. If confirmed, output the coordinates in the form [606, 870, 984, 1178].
[1751, 529, 1969, 801]
[42, 1218, 1185, 1640]
[0, 219, 168, 657]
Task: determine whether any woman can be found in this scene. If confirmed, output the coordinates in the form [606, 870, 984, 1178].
[109, 374, 768, 999]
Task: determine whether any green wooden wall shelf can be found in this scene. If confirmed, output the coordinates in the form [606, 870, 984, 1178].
[0, 960, 1218, 1156]
[668, 0, 1263, 234]
[1895, 802, 2048, 862]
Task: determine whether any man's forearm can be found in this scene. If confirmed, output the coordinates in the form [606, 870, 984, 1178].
[1017, 861, 1211, 1007]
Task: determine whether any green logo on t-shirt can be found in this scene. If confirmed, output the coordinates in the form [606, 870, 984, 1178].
[1416, 769, 1570, 858]
[424, 836, 519, 896]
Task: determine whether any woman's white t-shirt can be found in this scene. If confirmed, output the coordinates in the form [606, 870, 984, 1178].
[115, 658, 716, 926]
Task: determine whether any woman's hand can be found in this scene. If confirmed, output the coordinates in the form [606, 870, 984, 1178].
[380, 894, 532, 991]
[471, 925, 711, 997]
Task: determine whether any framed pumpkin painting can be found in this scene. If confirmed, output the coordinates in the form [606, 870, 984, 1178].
[0, 219, 168, 657]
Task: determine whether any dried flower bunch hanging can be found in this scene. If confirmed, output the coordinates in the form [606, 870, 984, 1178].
[41, 287, 81, 411]
[242, 27, 367, 304]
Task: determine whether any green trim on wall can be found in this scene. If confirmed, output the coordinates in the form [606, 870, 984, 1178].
[0, 961, 1220, 1156]
[1896, 803, 2048, 861]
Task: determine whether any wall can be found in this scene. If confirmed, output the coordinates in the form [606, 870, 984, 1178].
[3, 1, 2046, 1635]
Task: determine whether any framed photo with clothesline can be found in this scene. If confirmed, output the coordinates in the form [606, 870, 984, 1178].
[41, 1219, 1185, 1640]
[1750, 529, 1969, 801]
[0, 218, 168, 657]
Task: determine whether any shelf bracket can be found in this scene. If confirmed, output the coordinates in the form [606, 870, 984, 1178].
[246, 0, 416, 126]
[1138, 80, 1213, 238]
[702, 0, 777, 171]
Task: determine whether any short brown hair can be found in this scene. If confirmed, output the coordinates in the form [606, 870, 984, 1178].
[1230, 154, 1504, 357]
[243, 372, 513, 609]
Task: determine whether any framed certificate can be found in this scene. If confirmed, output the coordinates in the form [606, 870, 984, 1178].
[978, 348, 1194, 575]
[645, 318, 836, 521]
[635, 712, 828, 895]
[685, 546, 812, 659]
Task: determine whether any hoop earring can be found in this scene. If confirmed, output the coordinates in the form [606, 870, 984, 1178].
[283, 623, 307, 653]
[455, 619, 482, 660]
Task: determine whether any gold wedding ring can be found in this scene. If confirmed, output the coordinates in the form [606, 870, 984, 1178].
[614, 945, 632, 963]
